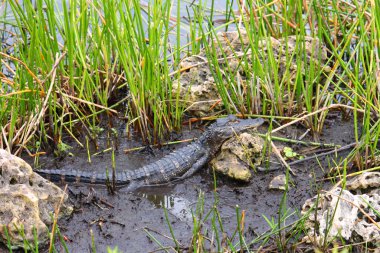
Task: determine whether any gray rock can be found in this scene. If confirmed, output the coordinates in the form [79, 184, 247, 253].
[172, 30, 330, 116]
[269, 174, 288, 191]
[346, 172, 380, 192]
[172, 56, 221, 116]
[210, 131, 264, 182]
[0, 149, 73, 249]
[301, 173, 380, 246]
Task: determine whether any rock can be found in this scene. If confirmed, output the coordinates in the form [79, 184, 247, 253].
[173, 30, 330, 116]
[346, 172, 380, 192]
[210, 131, 264, 182]
[211, 152, 252, 182]
[0, 149, 73, 249]
[172, 56, 222, 116]
[269, 174, 288, 191]
[301, 173, 380, 246]
[260, 36, 331, 83]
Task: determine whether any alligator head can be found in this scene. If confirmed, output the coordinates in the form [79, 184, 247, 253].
[198, 115, 264, 155]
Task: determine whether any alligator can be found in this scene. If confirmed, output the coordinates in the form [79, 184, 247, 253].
[35, 116, 264, 191]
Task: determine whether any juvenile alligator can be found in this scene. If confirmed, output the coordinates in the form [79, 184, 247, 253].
[35, 116, 264, 191]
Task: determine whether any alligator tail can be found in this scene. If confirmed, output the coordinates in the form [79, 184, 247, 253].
[34, 168, 132, 185]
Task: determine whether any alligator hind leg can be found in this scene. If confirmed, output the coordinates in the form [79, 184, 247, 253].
[174, 155, 209, 181]
[124, 181, 142, 192]
[142, 155, 210, 188]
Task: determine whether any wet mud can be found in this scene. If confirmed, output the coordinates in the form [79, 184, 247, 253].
[5, 115, 357, 252]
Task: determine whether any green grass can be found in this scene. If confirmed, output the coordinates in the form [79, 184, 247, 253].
[1, 0, 379, 156]
[1, 0, 380, 252]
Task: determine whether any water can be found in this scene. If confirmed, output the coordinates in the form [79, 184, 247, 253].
[140, 193, 194, 222]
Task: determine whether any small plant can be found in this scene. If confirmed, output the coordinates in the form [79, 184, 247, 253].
[107, 246, 120, 253]
[282, 147, 304, 160]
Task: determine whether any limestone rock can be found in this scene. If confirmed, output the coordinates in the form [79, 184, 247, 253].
[301, 173, 380, 246]
[261, 35, 331, 80]
[172, 56, 221, 116]
[0, 149, 73, 249]
[269, 174, 288, 191]
[210, 131, 264, 182]
[172, 30, 330, 116]
[346, 172, 380, 192]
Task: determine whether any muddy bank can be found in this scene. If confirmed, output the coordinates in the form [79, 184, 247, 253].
[4, 116, 356, 252]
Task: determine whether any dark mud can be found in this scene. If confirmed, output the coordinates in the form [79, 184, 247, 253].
[5, 115, 357, 253]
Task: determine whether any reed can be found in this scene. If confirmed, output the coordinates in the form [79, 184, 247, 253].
[1, 0, 378, 156]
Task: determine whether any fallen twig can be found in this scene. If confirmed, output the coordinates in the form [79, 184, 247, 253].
[270, 140, 296, 175]
[124, 138, 194, 153]
[257, 133, 339, 148]
[257, 142, 357, 172]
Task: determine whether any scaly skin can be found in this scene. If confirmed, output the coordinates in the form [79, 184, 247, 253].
[35, 116, 264, 191]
